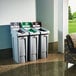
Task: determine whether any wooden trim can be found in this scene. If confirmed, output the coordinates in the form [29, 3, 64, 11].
[0, 48, 12, 59]
[0, 42, 59, 59]
[48, 42, 58, 53]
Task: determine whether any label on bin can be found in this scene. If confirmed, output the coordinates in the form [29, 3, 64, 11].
[28, 29, 37, 33]
[21, 22, 32, 28]
[11, 22, 20, 28]
[33, 25, 40, 28]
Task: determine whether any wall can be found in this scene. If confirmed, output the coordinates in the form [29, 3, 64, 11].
[36, 0, 68, 53]
[36, 0, 59, 42]
[0, 0, 68, 53]
[0, 0, 36, 50]
[0, 0, 36, 25]
[0, 25, 12, 49]
[58, 0, 68, 53]
[54, 0, 58, 41]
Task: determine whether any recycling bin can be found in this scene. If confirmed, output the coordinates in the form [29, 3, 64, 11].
[10, 22, 29, 63]
[32, 22, 50, 59]
[20, 22, 40, 61]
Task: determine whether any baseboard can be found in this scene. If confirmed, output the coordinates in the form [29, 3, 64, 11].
[0, 48, 12, 59]
[0, 42, 58, 59]
[48, 42, 58, 53]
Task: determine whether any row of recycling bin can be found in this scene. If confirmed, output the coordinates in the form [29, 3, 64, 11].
[10, 22, 50, 63]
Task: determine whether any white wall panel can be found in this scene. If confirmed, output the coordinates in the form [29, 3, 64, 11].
[0, 0, 36, 25]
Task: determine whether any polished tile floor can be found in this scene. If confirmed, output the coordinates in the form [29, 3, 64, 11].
[65, 64, 76, 76]
[0, 54, 64, 65]
[0, 61, 65, 76]
[0, 54, 76, 76]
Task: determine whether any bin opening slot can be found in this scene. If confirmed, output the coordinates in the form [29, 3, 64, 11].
[28, 29, 37, 33]
[17, 29, 25, 33]
[39, 28, 46, 31]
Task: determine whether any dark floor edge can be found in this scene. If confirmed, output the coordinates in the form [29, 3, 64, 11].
[0, 48, 12, 59]
[0, 42, 59, 59]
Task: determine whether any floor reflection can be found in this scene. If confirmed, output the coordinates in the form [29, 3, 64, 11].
[0, 61, 65, 76]
[65, 64, 76, 76]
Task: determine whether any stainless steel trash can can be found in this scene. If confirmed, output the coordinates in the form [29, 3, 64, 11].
[10, 22, 29, 63]
[20, 22, 40, 61]
[32, 22, 50, 59]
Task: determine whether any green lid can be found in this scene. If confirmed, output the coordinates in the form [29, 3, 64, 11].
[28, 29, 37, 33]
[21, 22, 32, 28]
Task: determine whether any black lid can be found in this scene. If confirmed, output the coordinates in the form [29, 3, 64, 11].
[32, 22, 42, 27]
